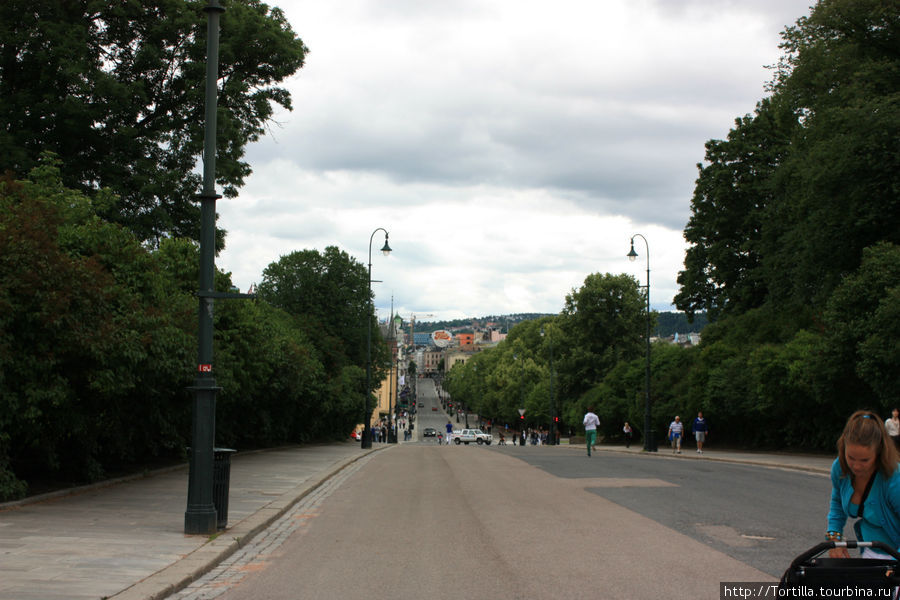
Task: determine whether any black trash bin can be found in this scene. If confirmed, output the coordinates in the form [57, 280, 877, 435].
[213, 448, 236, 530]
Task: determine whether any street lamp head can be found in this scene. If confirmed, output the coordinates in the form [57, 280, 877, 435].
[380, 233, 392, 256]
[627, 240, 638, 262]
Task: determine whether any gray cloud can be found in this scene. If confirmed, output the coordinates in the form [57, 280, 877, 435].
[226, 0, 814, 319]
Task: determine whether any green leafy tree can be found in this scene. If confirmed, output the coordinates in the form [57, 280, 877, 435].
[817, 242, 900, 412]
[557, 273, 646, 403]
[763, 0, 900, 308]
[256, 246, 386, 430]
[0, 159, 196, 497]
[0, 0, 308, 243]
[256, 246, 382, 371]
[675, 98, 795, 319]
[677, 0, 899, 316]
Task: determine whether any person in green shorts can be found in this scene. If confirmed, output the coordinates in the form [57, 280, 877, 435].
[583, 407, 600, 457]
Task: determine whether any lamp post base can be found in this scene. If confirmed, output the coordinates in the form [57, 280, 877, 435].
[184, 507, 218, 535]
[643, 429, 657, 452]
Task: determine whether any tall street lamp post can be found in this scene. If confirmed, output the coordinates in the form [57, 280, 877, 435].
[540, 326, 556, 445]
[513, 353, 525, 448]
[387, 298, 397, 443]
[362, 229, 391, 449]
[183, 0, 260, 534]
[627, 234, 654, 452]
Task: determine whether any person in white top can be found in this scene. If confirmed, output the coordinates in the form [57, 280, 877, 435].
[668, 416, 684, 454]
[583, 408, 600, 457]
[885, 408, 900, 450]
[623, 422, 633, 448]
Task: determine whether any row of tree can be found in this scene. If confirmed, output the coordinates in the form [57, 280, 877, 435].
[0, 160, 389, 500]
[444, 0, 899, 450]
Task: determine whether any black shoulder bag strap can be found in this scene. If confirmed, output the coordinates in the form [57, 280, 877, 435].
[858, 472, 877, 518]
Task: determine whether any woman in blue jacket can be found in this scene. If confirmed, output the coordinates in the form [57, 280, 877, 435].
[827, 410, 900, 559]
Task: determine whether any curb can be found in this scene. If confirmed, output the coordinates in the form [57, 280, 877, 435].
[108, 446, 385, 600]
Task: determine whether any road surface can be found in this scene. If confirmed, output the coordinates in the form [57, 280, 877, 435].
[167, 385, 828, 600]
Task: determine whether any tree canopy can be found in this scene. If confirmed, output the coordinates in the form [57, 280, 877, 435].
[670, 0, 899, 447]
[0, 0, 308, 244]
[0, 163, 372, 501]
[676, 0, 899, 318]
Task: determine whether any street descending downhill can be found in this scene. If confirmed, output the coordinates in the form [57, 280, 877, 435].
[164, 379, 828, 600]
[208, 444, 769, 600]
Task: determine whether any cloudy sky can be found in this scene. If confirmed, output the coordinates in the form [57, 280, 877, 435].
[217, 0, 814, 323]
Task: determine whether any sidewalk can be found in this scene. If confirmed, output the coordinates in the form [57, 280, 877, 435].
[0, 440, 834, 600]
[568, 440, 835, 475]
[0, 443, 381, 600]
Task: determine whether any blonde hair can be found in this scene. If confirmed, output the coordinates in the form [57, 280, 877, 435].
[837, 410, 899, 479]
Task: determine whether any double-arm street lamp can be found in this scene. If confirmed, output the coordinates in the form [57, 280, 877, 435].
[627, 234, 654, 452]
[362, 228, 392, 449]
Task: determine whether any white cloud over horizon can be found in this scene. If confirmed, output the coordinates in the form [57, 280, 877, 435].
[216, 0, 814, 321]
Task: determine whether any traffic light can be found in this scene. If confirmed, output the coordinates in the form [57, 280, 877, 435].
[553, 416, 559, 423]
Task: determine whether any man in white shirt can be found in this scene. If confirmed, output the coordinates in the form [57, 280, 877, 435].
[668, 416, 684, 454]
[583, 408, 600, 457]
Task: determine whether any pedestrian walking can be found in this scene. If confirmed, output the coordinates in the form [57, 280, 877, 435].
[623, 422, 633, 448]
[885, 408, 900, 451]
[445, 421, 453, 445]
[692, 412, 708, 454]
[583, 407, 600, 457]
[668, 416, 684, 454]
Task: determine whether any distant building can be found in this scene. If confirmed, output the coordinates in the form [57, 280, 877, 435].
[658, 332, 702, 347]
[413, 332, 435, 347]
[456, 332, 474, 346]
[445, 347, 481, 370]
[423, 349, 442, 374]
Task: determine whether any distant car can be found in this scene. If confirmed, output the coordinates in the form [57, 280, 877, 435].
[453, 429, 493, 445]
[423, 427, 437, 437]
[418, 403, 424, 407]
[431, 406, 438, 411]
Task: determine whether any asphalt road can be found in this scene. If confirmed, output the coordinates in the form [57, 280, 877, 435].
[414, 377, 458, 442]
[417, 377, 830, 576]
[168, 379, 828, 599]
[511, 449, 829, 577]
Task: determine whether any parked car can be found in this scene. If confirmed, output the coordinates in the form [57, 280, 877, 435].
[423, 427, 437, 437]
[452, 429, 492, 445]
